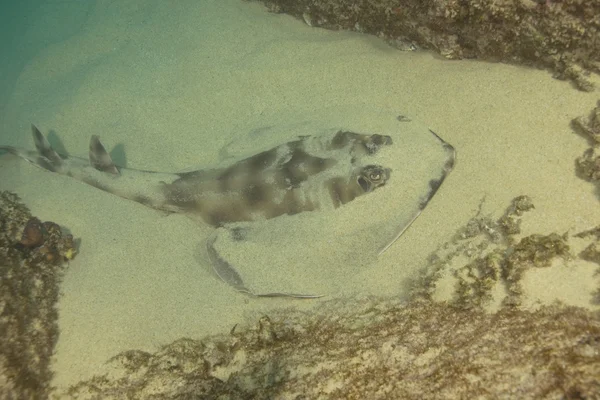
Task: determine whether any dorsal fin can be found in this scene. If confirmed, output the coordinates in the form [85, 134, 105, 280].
[89, 135, 119, 175]
[31, 124, 63, 168]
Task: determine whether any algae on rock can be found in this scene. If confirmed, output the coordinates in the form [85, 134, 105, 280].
[0, 191, 78, 400]
[63, 299, 600, 399]
[250, 0, 600, 91]
[574, 101, 600, 184]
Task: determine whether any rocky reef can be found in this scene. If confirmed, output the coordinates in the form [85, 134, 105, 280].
[63, 195, 600, 399]
[0, 191, 77, 399]
[248, 0, 600, 91]
[63, 303, 600, 399]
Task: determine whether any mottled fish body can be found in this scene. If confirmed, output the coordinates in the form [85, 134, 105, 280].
[0, 122, 455, 300]
[0, 126, 183, 215]
[0, 125, 392, 227]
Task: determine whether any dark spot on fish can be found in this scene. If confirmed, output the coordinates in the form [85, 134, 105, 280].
[443, 144, 456, 170]
[330, 131, 392, 155]
[243, 183, 267, 206]
[367, 133, 393, 148]
[247, 148, 277, 170]
[419, 176, 445, 210]
[279, 165, 304, 188]
[206, 208, 249, 226]
[217, 164, 245, 188]
[282, 189, 312, 215]
[230, 227, 247, 241]
[305, 155, 334, 175]
[164, 186, 198, 211]
[327, 177, 349, 208]
[133, 195, 154, 207]
[357, 134, 393, 155]
[278, 149, 331, 188]
[330, 130, 353, 149]
[204, 211, 224, 227]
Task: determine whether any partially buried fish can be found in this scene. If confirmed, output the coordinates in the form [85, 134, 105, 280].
[0, 123, 438, 298]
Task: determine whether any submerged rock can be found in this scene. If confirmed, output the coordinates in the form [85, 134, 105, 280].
[0, 191, 78, 400]
[251, 0, 600, 91]
[63, 298, 600, 399]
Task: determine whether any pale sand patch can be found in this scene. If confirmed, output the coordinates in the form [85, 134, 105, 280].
[1, 0, 599, 391]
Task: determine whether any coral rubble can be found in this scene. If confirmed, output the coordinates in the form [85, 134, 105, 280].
[0, 191, 77, 399]
[249, 0, 600, 91]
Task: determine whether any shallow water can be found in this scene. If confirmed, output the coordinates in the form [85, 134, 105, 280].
[1, 0, 599, 393]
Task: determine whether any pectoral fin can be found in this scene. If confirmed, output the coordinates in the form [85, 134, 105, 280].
[206, 229, 324, 299]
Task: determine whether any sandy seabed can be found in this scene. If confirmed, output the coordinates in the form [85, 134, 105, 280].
[1, 0, 599, 392]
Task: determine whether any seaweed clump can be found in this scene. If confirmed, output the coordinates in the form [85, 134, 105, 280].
[573, 100, 600, 184]
[450, 231, 571, 308]
[411, 195, 567, 307]
[0, 191, 78, 399]
[575, 227, 600, 304]
[412, 192, 600, 312]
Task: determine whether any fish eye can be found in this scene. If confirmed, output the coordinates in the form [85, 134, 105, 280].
[369, 172, 381, 181]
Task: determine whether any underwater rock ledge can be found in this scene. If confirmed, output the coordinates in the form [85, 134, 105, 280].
[63, 299, 600, 399]
[248, 0, 600, 91]
[62, 195, 600, 399]
[0, 191, 77, 400]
